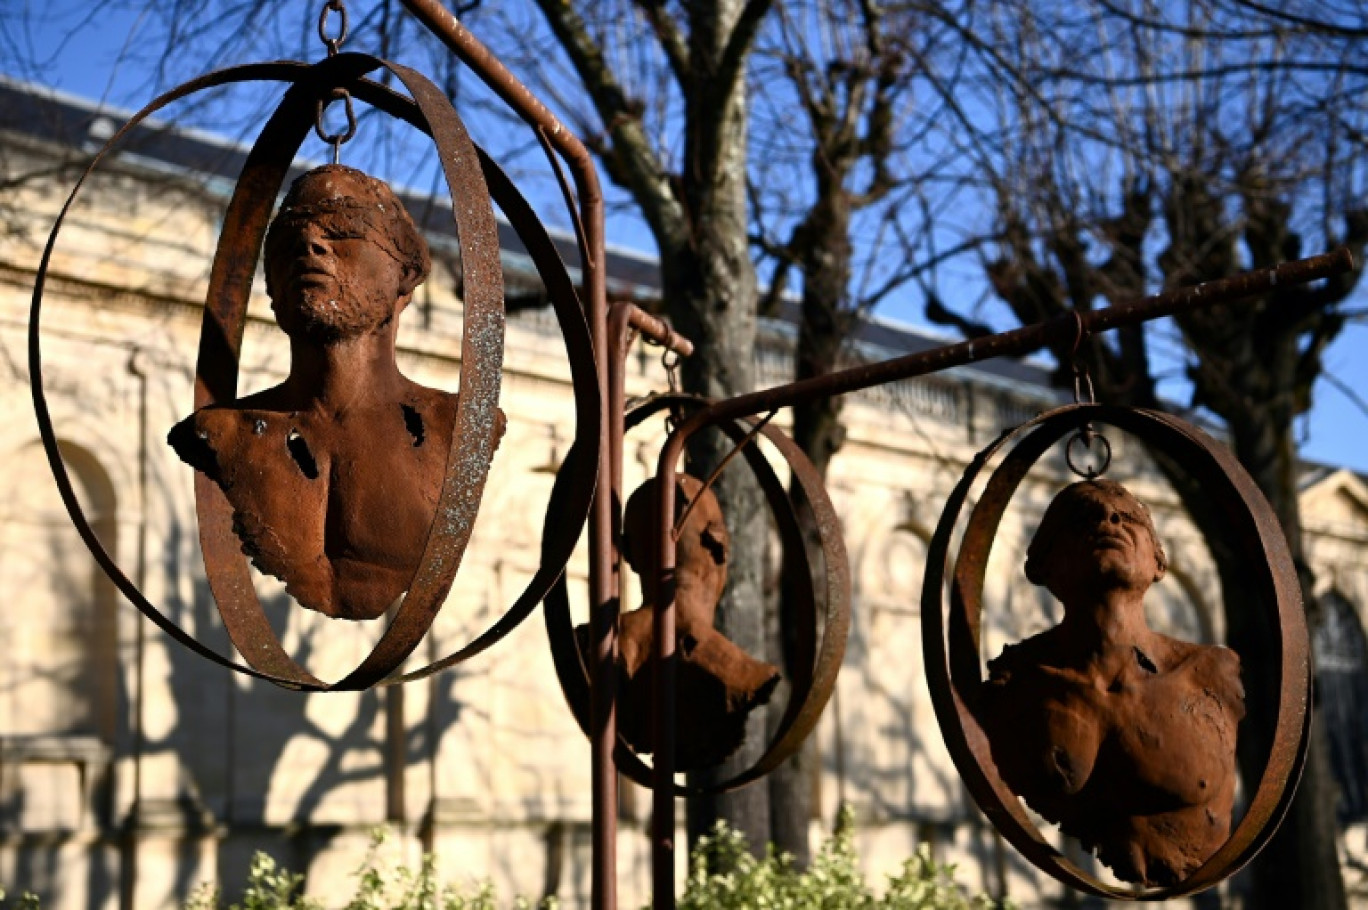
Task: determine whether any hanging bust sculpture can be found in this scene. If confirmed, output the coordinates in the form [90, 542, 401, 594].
[978, 479, 1245, 887]
[579, 474, 780, 770]
[169, 165, 503, 621]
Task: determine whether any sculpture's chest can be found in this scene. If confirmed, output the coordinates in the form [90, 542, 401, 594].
[215, 405, 451, 574]
[1099, 664, 1237, 807]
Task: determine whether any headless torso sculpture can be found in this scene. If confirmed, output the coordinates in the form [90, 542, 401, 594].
[979, 479, 1245, 886]
[170, 165, 501, 621]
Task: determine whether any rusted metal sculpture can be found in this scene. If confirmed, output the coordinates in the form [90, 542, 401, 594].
[923, 404, 1312, 899]
[578, 474, 779, 770]
[26, 2, 1359, 906]
[979, 478, 1244, 886]
[32, 52, 600, 691]
[544, 390, 849, 800]
[170, 164, 501, 621]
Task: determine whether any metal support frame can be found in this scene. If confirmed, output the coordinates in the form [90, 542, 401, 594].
[392, 7, 1353, 908]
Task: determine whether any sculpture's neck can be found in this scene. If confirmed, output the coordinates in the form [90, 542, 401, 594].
[1059, 590, 1153, 656]
[284, 327, 405, 413]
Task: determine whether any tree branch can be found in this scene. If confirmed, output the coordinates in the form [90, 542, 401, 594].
[631, 0, 692, 88]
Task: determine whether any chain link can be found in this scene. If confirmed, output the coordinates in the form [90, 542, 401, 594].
[314, 88, 357, 164]
[313, 0, 355, 163]
[318, 0, 349, 57]
[661, 348, 683, 436]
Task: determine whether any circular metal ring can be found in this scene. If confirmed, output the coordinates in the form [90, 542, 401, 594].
[30, 57, 601, 691]
[1064, 427, 1111, 478]
[544, 394, 851, 795]
[920, 403, 1310, 899]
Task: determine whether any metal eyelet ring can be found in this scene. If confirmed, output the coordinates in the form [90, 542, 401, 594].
[313, 88, 357, 159]
[1064, 427, 1111, 478]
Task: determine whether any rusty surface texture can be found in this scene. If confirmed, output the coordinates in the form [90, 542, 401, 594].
[190, 54, 504, 691]
[33, 10, 1348, 904]
[544, 394, 849, 795]
[31, 55, 601, 692]
[170, 163, 489, 622]
[645, 251, 1342, 907]
[584, 474, 780, 771]
[978, 478, 1244, 886]
[922, 404, 1310, 900]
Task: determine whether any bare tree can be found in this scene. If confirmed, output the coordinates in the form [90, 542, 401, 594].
[922, 1, 1368, 904]
[746, 0, 955, 865]
[504, 0, 778, 855]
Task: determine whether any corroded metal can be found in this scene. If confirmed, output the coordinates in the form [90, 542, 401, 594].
[601, 473, 781, 770]
[921, 404, 1310, 899]
[31, 8, 1352, 905]
[543, 394, 850, 794]
[172, 163, 476, 622]
[979, 478, 1244, 886]
[31, 56, 600, 692]
[194, 53, 504, 692]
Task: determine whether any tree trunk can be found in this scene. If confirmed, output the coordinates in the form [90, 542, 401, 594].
[677, 0, 770, 860]
[767, 181, 853, 868]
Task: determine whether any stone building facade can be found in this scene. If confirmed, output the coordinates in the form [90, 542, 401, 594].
[2, 77, 1368, 908]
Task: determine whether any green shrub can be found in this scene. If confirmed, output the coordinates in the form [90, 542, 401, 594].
[174, 812, 1002, 910]
[183, 829, 556, 910]
[678, 807, 1006, 910]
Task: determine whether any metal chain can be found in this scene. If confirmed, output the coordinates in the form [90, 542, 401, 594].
[314, 0, 355, 164]
[662, 348, 683, 436]
[1066, 310, 1111, 479]
[318, 0, 349, 56]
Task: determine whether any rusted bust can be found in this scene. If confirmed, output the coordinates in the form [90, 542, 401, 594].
[581, 475, 780, 770]
[169, 165, 501, 621]
[978, 479, 1245, 886]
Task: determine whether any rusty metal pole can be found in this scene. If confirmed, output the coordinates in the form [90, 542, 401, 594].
[606, 302, 695, 828]
[393, 4, 618, 906]
[648, 247, 1353, 910]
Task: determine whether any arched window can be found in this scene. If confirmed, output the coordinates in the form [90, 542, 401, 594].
[0, 440, 118, 831]
[1313, 590, 1368, 823]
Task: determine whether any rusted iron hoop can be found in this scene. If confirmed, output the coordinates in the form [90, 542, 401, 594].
[194, 53, 502, 692]
[921, 403, 1311, 899]
[29, 58, 600, 691]
[544, 394, 850, 794]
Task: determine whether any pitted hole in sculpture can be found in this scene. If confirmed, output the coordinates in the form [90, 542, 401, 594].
[285, 430, 320, 480]
[401, 404, 425, 447]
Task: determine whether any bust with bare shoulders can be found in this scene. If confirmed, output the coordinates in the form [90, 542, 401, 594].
[169, 165, 502, 621]
[978, 479, 1245, 886]
[576, 474, 780, 770]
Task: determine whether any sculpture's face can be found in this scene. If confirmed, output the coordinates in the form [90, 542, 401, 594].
[1031, 481, 1165, 599]
[265, 170, 410, 343]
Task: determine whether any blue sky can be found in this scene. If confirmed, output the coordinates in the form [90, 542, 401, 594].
[10, 2, 1368, 476]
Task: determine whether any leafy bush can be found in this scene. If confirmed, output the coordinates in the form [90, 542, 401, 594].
[183, 829, 557, 910]
[678, 807, 1005, 910]
[169, 810, 1007, 909]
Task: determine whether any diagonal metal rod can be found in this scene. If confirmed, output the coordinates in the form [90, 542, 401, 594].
[649, 246, 1354, 910]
